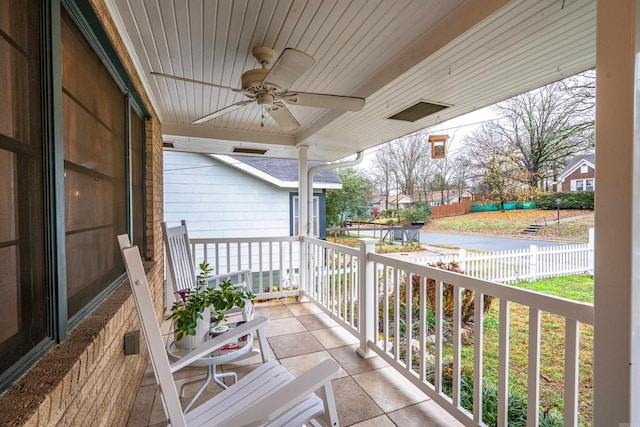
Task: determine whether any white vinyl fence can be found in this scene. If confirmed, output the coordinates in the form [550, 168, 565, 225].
[409, 228, 594, 284]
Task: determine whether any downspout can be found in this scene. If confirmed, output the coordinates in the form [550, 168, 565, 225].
[306, 151, 365, 237]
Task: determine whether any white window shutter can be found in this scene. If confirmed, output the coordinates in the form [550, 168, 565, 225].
[570, 180, 577, 191]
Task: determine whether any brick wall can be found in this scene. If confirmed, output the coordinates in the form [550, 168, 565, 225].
[561, 165, 595, 192]
[0, 1, 165, 425]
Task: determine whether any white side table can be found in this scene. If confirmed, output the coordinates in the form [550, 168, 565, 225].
[166, 323, 255, 412]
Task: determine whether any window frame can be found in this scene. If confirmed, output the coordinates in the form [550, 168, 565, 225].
[290, 192, 327, 239]
[0, 0, 149, 393]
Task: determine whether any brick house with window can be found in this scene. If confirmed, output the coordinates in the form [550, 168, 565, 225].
[556, 154, 595, 192]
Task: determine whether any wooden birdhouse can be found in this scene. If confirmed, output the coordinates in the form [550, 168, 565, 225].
[429, 135, 449, 159]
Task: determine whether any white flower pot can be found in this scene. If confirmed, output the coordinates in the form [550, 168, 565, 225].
[174, 307, 211, 350]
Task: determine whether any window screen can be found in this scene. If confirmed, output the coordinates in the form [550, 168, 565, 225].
[61, 11, 127, 318]
[0, 0, 47, 374]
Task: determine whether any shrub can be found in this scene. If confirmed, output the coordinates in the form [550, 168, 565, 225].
[536, 192, 594, 210]
[399, 206, 431, 225]
[427, 360, 562, 426]
[381, 208, 394, 218]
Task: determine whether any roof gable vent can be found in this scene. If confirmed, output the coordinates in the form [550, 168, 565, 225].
[388, 101, 450, 122]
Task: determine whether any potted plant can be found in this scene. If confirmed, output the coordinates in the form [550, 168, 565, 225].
[169, 262, 254, 349]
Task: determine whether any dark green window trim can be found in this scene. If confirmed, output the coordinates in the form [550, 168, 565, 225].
[0, 0, 151, 393]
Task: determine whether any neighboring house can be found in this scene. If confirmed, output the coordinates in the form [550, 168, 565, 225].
[368, 194, 388, 212]
[420, 189, 473, 206]
[164, 152, 342, 240]
[556, 154, 595, 192]
[387, 194, 414, 210]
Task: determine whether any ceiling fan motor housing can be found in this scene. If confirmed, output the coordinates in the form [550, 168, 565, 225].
[241, 68, 272, 93]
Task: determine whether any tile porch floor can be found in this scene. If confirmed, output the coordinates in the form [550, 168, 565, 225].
[126, 299, 462, 427]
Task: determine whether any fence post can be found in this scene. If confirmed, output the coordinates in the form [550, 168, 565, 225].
[357, 238, 377, 359]
[588, 227, 595, 275]
[459, 248, 466, 272]
[529, 244, 538, 281]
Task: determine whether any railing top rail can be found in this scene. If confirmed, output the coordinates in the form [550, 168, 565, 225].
[189, 236, 300, 244]
[304, 237, 360, 257]
[370, 252, 594, 324]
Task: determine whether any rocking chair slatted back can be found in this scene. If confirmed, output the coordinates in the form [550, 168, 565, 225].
[162, 220, 255, 320]
[162, 220, 197, 294]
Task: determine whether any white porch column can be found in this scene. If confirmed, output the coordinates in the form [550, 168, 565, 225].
[298, 145, 309, 292]
[594, 0, 640, 424]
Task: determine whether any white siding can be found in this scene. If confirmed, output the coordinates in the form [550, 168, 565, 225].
[164, 152, 291, 238]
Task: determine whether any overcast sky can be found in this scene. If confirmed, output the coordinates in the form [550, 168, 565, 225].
[354, 105, 497, 171]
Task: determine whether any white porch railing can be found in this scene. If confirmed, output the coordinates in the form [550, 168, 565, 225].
[302, 237, 594, 427]
[188, 236, 301, 298]
[186, 235, 594, 426]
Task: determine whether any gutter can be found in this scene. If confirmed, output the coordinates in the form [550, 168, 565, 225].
[306, 151, 364, 235]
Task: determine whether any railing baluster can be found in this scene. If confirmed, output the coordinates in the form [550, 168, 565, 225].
[383, 266, 389, 354]
[452, 284, 461, 407]
[258, 243, 264, 293]
[498, 298, 510, 427]
[527, 308, 541, 427]
[564, 318, 580, 427]
[268, 242, 273, 289]
[435, 279, 443, 393]
[420, 274, 427, 382]
[406, 273, 413, 371]
[473, 291, 484, 423]
[394, 268, 401, 363]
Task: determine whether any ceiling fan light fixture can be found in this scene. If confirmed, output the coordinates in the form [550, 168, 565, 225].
[256, 93, 274, 106]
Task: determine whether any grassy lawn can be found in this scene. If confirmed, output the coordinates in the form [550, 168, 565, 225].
[458, 275, 594, 425]
[425, 209, 593, 242]
[327, 235, 426, 253]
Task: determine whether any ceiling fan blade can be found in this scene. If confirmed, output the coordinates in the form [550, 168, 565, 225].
[284, 92, 365, 111]
[151, 71, 242, 92]
[192, 100, 254, 124]
[268, 102, 300, 131]
[263, 48, 315, 90]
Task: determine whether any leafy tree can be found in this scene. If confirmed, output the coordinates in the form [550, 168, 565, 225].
[326, 168, 373, 226]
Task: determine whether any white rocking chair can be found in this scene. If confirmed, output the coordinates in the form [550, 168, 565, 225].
[118, 236, 340, 427]
[162, 220, 255, 321]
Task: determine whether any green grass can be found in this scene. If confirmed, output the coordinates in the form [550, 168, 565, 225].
[511, 275, 593, 303]
[425, 209, 593, 242]
[458, 275, 594, 425]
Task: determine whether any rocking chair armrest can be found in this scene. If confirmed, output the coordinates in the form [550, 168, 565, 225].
[169, 315, 268, 373]
[217, 359, 342, 427]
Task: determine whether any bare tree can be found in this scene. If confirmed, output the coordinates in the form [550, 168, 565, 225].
[371, 144, 396, 209]
[488, 70, 595, 189]
[387, 133, 430, 199]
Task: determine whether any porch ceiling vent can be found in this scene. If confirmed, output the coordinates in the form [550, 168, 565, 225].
[387, 101, 451, 122]
[232, 147, 268, 155]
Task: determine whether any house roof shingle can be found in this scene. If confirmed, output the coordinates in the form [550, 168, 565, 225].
[230, 156, 342, 184]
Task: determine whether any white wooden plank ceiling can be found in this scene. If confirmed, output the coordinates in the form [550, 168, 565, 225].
[106, 0, 596, 161]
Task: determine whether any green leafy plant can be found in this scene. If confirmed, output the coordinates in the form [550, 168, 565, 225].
[169, 263, 254, 341]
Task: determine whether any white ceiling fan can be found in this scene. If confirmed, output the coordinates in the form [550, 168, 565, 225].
[151, 46, 366, 131]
